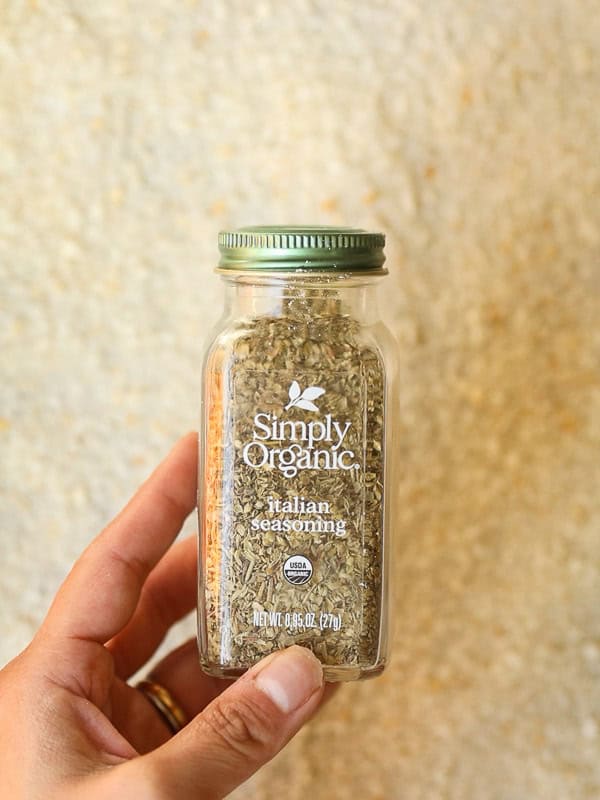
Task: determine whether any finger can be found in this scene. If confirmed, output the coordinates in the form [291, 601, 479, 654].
[42, 432, 198, 644]
[148, 639, 230, 720]
[110, 640, 231, 755]
[115, 641, 337, 756]
[109, 679, 174, 755]
[107, 536, 198, 679]
[125, 646, 325, 799]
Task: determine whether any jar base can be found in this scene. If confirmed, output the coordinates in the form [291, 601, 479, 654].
[200, 659, 386, 683]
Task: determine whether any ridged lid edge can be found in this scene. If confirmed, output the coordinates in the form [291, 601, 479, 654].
[217, 226, 386, 272]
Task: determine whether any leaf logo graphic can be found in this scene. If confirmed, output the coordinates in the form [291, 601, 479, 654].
[284, 381, 325, 412]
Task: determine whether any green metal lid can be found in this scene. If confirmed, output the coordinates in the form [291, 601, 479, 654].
[217, 226, 386, 272]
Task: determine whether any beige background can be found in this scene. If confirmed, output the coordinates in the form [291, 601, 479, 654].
[1, 1, 600, 798]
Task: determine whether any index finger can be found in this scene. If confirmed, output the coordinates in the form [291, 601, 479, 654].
[42, 432, 198, 645]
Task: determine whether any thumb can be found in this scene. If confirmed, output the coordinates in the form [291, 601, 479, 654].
[128, 645, 324, 799]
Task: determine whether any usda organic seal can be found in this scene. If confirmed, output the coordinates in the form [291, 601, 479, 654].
[283, 554, 313, 586]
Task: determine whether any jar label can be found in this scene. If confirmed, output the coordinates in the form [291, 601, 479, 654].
[202, 355, 385, 669]
[240, 379, 362, 478]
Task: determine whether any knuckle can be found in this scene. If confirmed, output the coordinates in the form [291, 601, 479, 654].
[202, 695, 276, 761]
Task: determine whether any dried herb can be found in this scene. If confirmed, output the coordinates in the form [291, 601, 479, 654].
[200, 291, 386, 679]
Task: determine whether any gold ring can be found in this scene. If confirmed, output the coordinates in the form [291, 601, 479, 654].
[136, 679, 188, 734]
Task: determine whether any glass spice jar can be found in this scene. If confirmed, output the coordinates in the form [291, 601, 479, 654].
[197, 226, 395, 681]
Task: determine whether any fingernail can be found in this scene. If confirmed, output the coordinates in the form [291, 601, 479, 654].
[253, 646, 323, 713]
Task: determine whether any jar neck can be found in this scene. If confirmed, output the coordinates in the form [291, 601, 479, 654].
[220, 272, 384, 324]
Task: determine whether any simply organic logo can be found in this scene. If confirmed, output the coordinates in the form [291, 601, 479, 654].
[284, 381, 325, 412]
[241, 380, 360, 478]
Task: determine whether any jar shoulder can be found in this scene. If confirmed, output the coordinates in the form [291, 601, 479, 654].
[204, 315, 395, 374]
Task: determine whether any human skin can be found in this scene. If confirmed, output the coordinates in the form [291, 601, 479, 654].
[0, 433, 331, 799]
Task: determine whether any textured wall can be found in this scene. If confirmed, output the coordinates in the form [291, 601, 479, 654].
[2, 1, 600, 798]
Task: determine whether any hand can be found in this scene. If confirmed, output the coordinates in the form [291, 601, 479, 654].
[0, 433, 329, 799]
